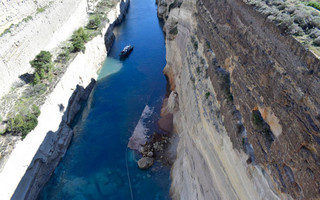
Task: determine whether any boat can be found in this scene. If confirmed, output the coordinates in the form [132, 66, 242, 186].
[119, 45, 134, 59]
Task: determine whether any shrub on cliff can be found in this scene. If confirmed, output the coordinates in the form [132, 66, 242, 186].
[313, 36, 320, 46]
[33, 72, 41, 85]
[72, 36, 86, 52]
[308, 2, 320, 11]
[30, 51, 54, 84]
[87, 15, 101, 29]
[293, 9, 312, 30]
[71, 27, 89, 52]
[6, 105, 41, 139]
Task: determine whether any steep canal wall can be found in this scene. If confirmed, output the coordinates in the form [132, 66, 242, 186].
[0, 1, 130, 199]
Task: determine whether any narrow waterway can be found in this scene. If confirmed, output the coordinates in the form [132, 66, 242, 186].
[39, 0, 171, 199]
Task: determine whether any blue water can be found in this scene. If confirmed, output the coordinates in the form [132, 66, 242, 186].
[39, 0, 170, 199]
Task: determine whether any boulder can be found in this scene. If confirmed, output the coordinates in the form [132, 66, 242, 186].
[147, 151, 153, 157]
[137, 157, 154, 169]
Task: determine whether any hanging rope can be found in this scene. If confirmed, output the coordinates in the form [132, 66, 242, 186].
[125, 146, 134, 200]
[124, 39, 167, 200]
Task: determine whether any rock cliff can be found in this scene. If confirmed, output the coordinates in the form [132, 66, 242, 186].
[157, 0, 320, 199]
[0, 0, 90, 98]
[0, 0, 130, 199]
[12, 80, 95, 200]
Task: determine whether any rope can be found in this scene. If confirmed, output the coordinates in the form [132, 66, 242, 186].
[124, 75, 162, 200]
[125, 146, 134, 200]
[124, 36, 166, 200]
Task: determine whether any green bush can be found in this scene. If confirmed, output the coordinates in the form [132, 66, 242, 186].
[313, 36, 320, 46]
[33, 72, 41, 85]
[278, 14, 294, 32]
[310, 28, 320, 38]
[23, 16, 33, 23]
[6, 105, 40, 139]
[288, 23, 304, 36]
[252, 111, 264, 128]
[293, 9, 312, 30]
[87, 15, 101, 29]
[37, 7, 45, 13]
[32, 104, 41, 117]
[205, 92, 210, 99]
[30, 51, 53, 83]
[0, 24, 14, 37]
[71, 27, 89, 52]
[72, 27, 89, 42]
[72, 36, 86, 52]
[310, 16, 320, 28]
[23, 84, 47, 98]
[308, 2, 320, 11]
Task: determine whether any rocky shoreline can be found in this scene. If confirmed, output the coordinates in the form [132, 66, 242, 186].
[0, 0, 130, 199]
[135, 90, 179, 169]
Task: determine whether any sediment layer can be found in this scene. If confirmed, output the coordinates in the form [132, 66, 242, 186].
[158, 0, 320, 199]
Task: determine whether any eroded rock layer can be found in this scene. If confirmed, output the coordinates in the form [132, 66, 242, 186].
[12, 80, 96, 200]
[157, 0, 320, 199]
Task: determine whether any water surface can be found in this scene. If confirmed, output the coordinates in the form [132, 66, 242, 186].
[40, 0, 170, 199]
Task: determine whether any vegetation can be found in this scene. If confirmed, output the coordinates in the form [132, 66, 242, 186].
[71, 27, 89, 52]
[191, 36, 198, 50]
[87, 15, 101, 29]
[217, 70, 234, 103]
[247, 0, 320, 53]
[0, 24, 14, 37]
[30, 51, 54, 84]
[169, 26, 178, 35]
[205, 92, 210, 99]
[251, 110, 274, 143]
[23, 83, 47, 98]
[205, 40, 211, 49]
[252, 111, 264, 128]
[197, 67, 201, 74]
[0, 15, 32, 38]
[36, 7, 45, 13]
[0, 0, 119, 141]
[313, 36, 320, 46]
[23, 16, 33, 23]
[6, 105, 40, 139]
[0, 0, 118, 139]
[308, 2, 320, 11]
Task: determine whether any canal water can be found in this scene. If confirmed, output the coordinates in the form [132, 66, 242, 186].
[39, 0, 170, 199]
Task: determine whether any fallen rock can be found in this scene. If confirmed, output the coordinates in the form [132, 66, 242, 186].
[147, 151, 153, 157]
[137, 157, 154, 169]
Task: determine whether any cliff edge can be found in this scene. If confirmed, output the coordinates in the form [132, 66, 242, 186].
[158, 0, 320, 199]
[0, 0, 130, 199]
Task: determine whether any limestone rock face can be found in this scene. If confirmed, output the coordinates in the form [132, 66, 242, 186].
[167, 91, 179, 113]
[104, 0, 130, 53]
[0, 0, 130, 199]
[0, 0, 90, 99]
[12, 79, 96, 200]
[159, 0, 320, 199]
[138, 157, 154, 169]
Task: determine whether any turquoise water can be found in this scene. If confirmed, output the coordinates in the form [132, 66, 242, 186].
[39, 0, 170, 199]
